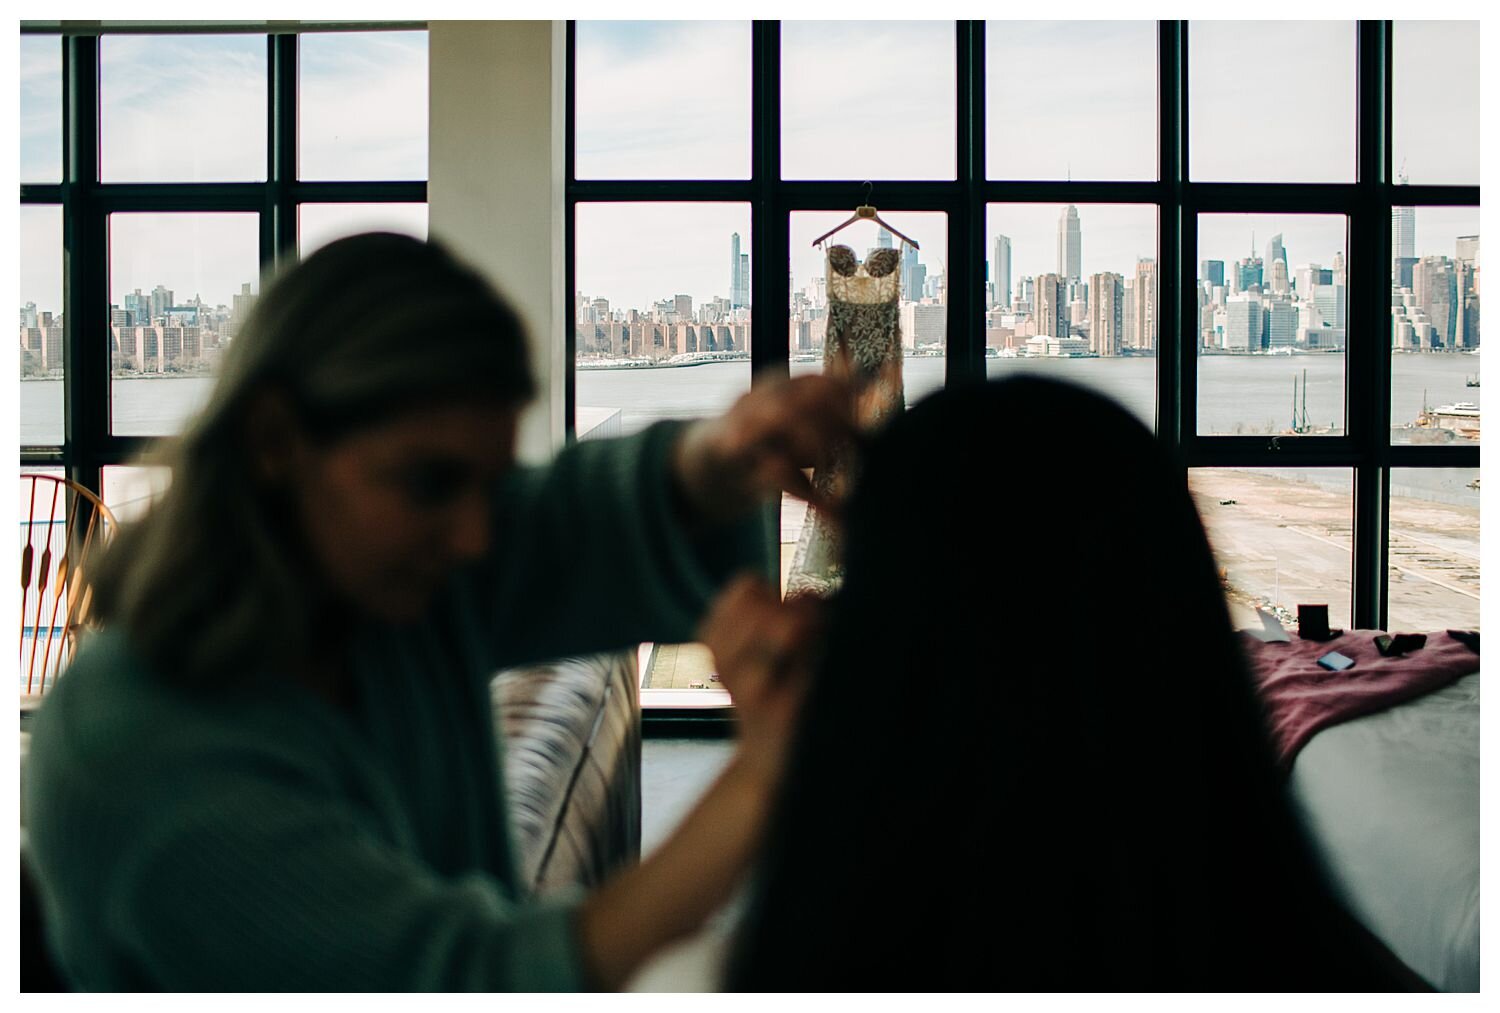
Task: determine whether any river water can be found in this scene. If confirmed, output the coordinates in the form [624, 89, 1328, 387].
[19, 351, 1479, 509]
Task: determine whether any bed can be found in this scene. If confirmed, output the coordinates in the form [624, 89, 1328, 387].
[1288, 669, 1480, 992]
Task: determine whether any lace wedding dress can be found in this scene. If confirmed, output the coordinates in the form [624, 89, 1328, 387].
[785, 242, 906, 598]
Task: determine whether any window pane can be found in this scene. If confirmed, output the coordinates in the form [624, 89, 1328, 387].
[1189, 22, 1355, 183]
[1191, 468, 1353, 632]
[299, 31, 428, 181]
[1388, 468, 1479, 631]
[103, 465, 172, 526]
[574, 21, 751, 180]
[1393, 22, 1479, 186]
[1391, 207, 1479, 445]
[574, 202, 751, 697]
[20, 206, 64, 446]
[984, 203, 1157, 431]
[985, 21, 1156, 181]
[299, 203, 429, 256]
[786, 211, 948, 592]
[574, 202, 752, 433]
[1197, 214, 1348, 435]
[781, 21, 956, 181]
[20, 35, 62, 183]
[109, 213, 259, 436]
[100, 35, 267, 182]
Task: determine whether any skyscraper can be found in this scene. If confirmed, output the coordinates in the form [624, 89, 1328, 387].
[1035, 274, 1067, 338]
[1223, 295, 1262, 352]
[1265, 234, 1288, 293]
[149, 285, 174, 323]
[1414, 256, 1458, 348]
[1131, 259, 1157, 350]
[738, 254, 750, 309]
[1088, 272, 1124, 357]
[1264, 299, 1297, 349]
[1200, 260, 1225, 289]
[901, 246, 926, 304]
[1268, 258, 1290, 296]
[993, 235, 1012, 309]
[729, 233, 747, 308]
[1455, 235, 1479, 264]
[1313, 284, 1347, 329]
[1057, 205, 1082, 282]
[1234, 257, 1264, 293]
[1391, 171, 1415, 267]
[876, 227, 894, 250]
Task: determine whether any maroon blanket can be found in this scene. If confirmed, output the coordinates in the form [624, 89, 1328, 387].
[1242, 629, 1479, 772]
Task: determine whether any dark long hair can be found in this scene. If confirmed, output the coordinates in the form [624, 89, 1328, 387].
[728, 377, 1402, 991]
[91, 233, 535, 683]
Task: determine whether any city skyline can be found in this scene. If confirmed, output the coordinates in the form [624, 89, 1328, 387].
[19, 204, 1481, 325]
[17, 22, 1482, 321]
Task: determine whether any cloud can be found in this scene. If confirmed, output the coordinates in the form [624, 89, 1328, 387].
[20, 206, 64, 314]
[986, 21, 1157, 180]
[1189, 21, 1357, 183]
[299, 31, 428, 180]
[19, 35, 63, 181]
[575, 21, 750, 179]
[780, 21, 956, 180]
[1392, 21, 1480, 185]
[99, 34, 267, 182]
[299, 202, 428, 255]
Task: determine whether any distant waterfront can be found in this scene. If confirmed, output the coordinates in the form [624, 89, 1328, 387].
[21, 351, 1477, 453]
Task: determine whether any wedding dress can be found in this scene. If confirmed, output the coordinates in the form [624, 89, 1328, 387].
[785, 242, 906, 598]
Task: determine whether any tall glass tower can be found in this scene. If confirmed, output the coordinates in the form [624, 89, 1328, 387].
[1056, 205, 1082, 282]
[993, 234, 1012, 309]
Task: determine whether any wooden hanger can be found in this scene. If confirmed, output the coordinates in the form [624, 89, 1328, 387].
[811, 182, 920, 250]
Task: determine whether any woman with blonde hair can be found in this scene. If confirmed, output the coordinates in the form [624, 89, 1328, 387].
[25, 233, 842, 990]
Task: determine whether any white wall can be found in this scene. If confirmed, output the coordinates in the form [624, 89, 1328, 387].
[428, 21, 566, 463]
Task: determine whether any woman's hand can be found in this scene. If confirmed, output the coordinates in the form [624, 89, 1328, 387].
[577, 576, 824, 990]
[671, 372, 855, 526]
[698, 574, 822, 783]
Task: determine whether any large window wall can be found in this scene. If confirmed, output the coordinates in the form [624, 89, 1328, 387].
[566, 20, 1480, 656]
[19, 26, 428, 524]
[20, 23, 1481, 693]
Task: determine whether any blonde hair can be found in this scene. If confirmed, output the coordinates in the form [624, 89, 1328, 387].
[92, 233, 534, 681]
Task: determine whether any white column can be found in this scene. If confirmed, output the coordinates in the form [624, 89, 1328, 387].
[428, 21, 566, 462]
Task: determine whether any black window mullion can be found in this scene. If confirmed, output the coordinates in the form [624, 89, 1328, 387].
[1348, 18, 1393, 630]
[20, 184, 63, 203]
[61, 34, 106, 498]
[749, 18, 786, 384]
[564, 20, 578, 443]
[750, 19, 787, 591]
[567, 180, 755, 202]
[268, 33, 297, 270]
[91, 184, 267, 211]
[946, 19, 983, 389]
[1159, 20, 1187, 454]
[978, 181, 1163, 204]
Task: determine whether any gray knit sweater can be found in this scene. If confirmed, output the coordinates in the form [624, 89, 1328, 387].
[23, 422, 768, 990]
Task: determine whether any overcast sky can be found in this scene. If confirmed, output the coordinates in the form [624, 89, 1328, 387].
[19, 31, 429, 314]
[18, 21, 1480, 317]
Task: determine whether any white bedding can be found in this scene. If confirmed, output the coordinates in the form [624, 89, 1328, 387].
[1289, 670, 1480, 992]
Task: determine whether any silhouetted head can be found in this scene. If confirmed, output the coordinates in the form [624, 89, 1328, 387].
[729, 377, 1394, 990]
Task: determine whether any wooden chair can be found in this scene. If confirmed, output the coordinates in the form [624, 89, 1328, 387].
[19, 474, 118, 707]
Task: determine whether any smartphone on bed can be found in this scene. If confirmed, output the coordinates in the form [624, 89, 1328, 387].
[1317, 651, 1355, 672]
